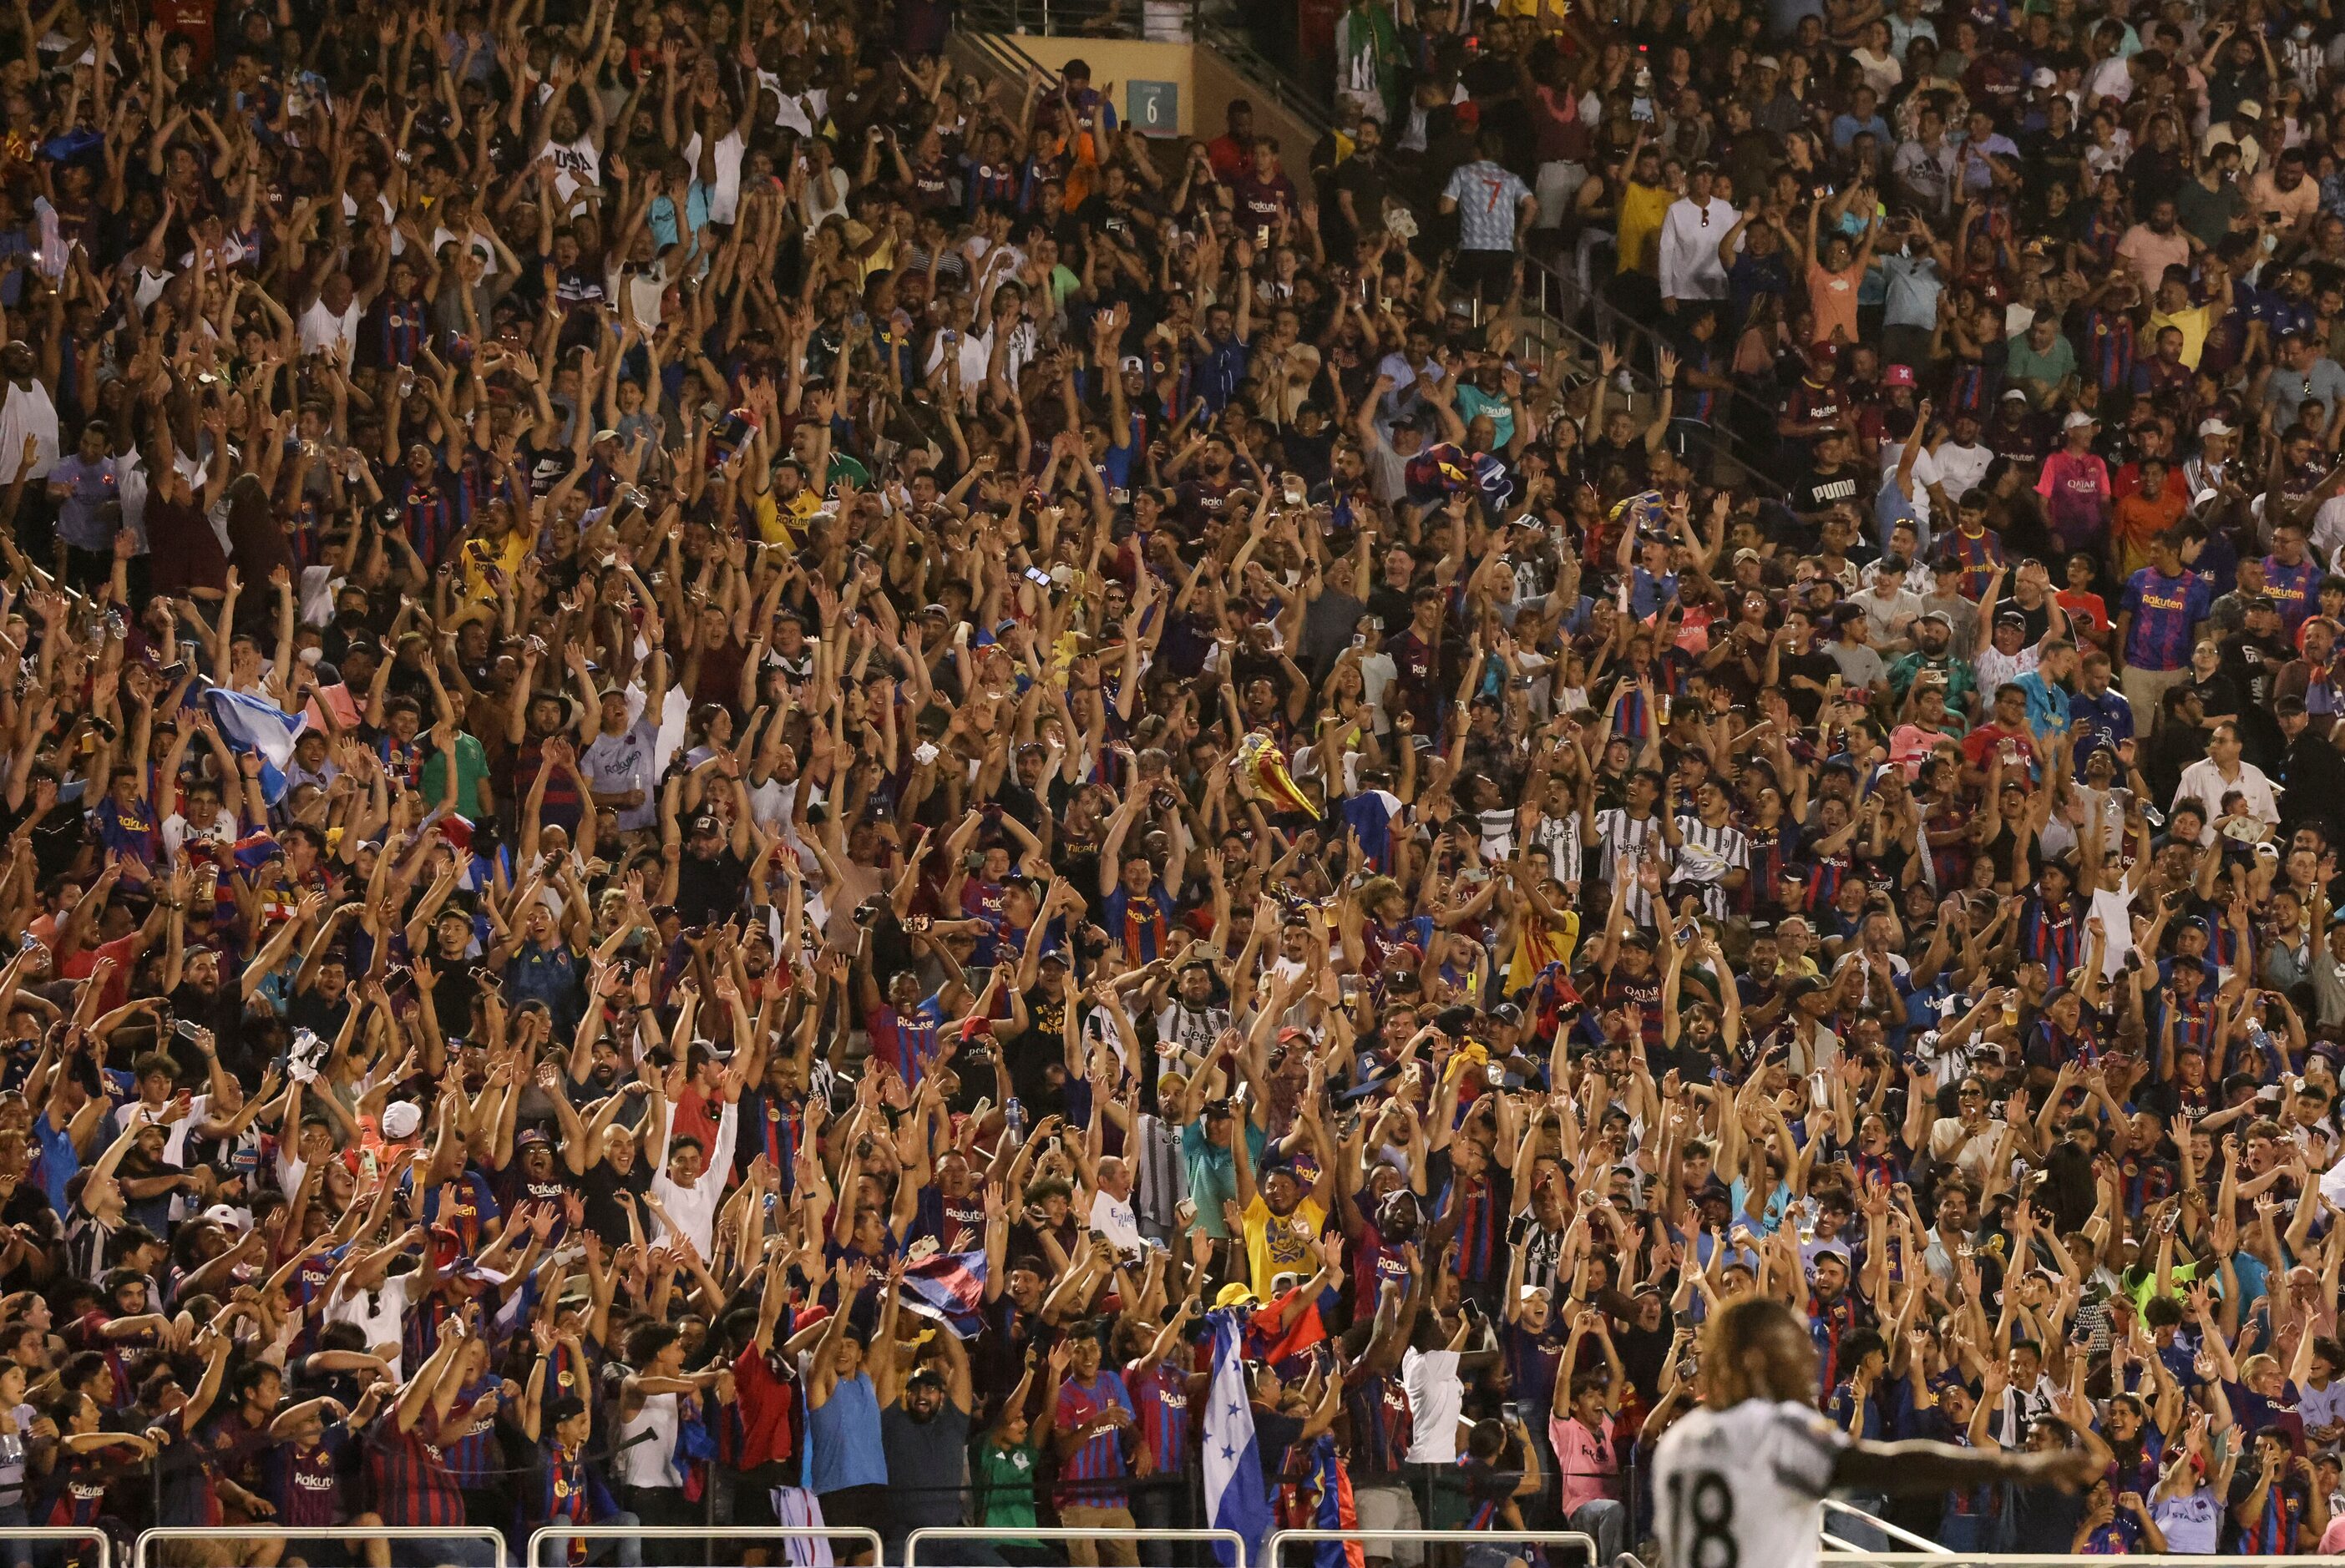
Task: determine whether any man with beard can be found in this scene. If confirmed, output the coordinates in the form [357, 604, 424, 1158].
[880, 1332, 978, 1565]
[1330, 117, 1392, 257]
[1170, 428, 1245, 524]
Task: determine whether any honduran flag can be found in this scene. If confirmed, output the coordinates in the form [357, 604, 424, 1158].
[1278, 1434, 1365, 1568]
[895, 1248, 986, 1339]
[1203, 1308, 1271, 1568]
[201, 684, 308, 805]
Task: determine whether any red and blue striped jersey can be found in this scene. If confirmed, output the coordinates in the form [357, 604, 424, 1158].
[1939, 526, 2007, 600]
[1052, 1370, 1135, 1506]
[2238, 1474, 2305, 1554]
[1125, 1359, 1190, 1474]
[439, 1376, 501, 1485]
[1437, 1171, 1507, 1283]
[2082, 310, 2135, 392]
[364, 1409, 468, 1528]
[267, 1422, 352, 1528]
[1340, 1366, 1413, 1479]
[2018, 895, 2085, 989]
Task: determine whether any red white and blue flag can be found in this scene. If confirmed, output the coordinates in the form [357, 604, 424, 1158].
[896, 1248, 986, 1339]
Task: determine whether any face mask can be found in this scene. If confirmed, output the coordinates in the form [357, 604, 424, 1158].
[2296, 24, 2313, 39]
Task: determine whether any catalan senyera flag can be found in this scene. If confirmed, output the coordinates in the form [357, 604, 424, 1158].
[1236, 731, 1319, 820]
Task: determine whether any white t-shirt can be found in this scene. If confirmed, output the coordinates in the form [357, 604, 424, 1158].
[1882, 440, 1946, 527]
[2311, 493, 2345, 569]
[538, 135, 601, 205]
[683, 129, 746, 225]
[1400, 1346, 1465, 1464]
[0, 379, 58, 485]
[299, 298, 361, 362]
[1088, 1186, 1142, 1256]
[324, 1272, 413, 1377]
[164, 802, 241, 860]
[1651, 1398, 1849, 1568]
[1934, 439, 1994, 501]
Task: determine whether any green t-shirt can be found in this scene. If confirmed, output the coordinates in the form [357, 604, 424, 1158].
[974, 1439, 1045, 1543]
[2174, 176, 2246, 247]
[2003, 329, 2078, 400]
[422, 731, 491, 817]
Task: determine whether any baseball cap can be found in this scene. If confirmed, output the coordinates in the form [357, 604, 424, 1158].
[689, 814, 722, 836]
[2199, 418, 2236, 438]
[381, 1102, 423, 1139]
[2031, 66, 2058, 88]
[2064, 411, 2098, 430]
[2001, 387, 2030, 402]
[1882, 363, 1917, 387]
[1754, 54, 1781, 68]
[1119, 356, 1144, 373]
[2236, 99, 2264, 119]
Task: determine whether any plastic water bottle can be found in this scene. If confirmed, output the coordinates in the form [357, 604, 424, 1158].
[1005, 1097, 1027, 1141]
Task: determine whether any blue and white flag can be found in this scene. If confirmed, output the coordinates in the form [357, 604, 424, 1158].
[1203, 1308, 1271, 1568]
[201, 685, 307, 805]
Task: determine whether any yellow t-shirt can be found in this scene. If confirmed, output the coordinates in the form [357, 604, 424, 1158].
[1616, 180, 1674, 275]
[459, 529, 530, 600]
[2148, 301, 2217, 370]
[1242, 1193, 1328, 1294]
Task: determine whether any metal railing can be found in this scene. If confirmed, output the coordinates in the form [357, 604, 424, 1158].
[1818, 1499, 1952, 1555]
[907, 1526, 1249, 1566]
[1821, 1560, 2322, 1566]
[524, 1524, 884, 1567]
[0, 1529, 109, 1568]
[134, 1526, 509, 1568]
[1264, 1530, 1602, 1567]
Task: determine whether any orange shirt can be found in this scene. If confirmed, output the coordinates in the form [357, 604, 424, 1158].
[2112, 488, 2187, 576]
[1807, 260, 1864, 346]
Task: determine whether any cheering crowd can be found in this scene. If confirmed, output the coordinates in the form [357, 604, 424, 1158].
[9, 0, 2345, 1557]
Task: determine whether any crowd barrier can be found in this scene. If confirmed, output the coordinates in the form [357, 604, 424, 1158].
[906, 1529, 1248, 1568]
[33, 1523, 2310, 1568]
[1806, 1560, 2337, 1566]
[129, 1526, 510, 1568]
[1262, 1530, 1602, 1567]
[0, 1529, 109, 1568]
[524, 1524, 885, 1567]
[1816, 1500, 1951, 1555]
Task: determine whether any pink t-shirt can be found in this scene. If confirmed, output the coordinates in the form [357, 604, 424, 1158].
[2116, 223, 2190, 294]
[1549, 1411, 1621, 1516]
[2035, 450, 2113, 551]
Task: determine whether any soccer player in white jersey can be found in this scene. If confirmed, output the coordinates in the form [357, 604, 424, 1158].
[1653, 1297, 2099, 1568]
